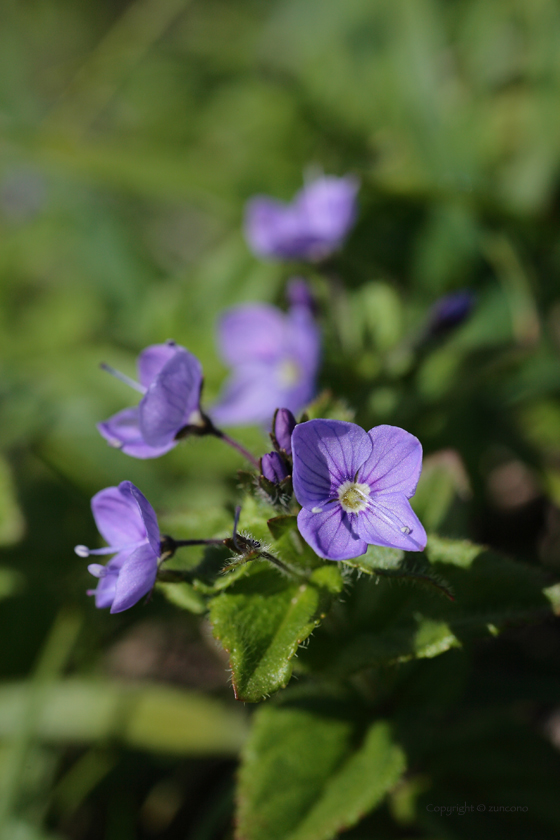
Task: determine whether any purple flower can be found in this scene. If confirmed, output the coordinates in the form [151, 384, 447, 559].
[74, 481, 161, 613]
[427, 291, 475, 337]
[261, 452, 290, 484]
[210, 303, 320, 427]
[274, 408, 296, 456]
[245, 175, 359, 262]
[98, 341, 203, 458]
[292, 420, 426, 561]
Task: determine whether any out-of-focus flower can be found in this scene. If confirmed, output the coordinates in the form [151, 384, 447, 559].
[286, 277, 317, 314]
[292, 419, 426, 561]
[74, 481, 160, 613]
[211, 303, 320, 427]
[245, 175, 359, 262]
[273, 408, 297, 456]
[426, 290, 475, 338]
[98, 341, 203, 458]
[261, 451, 290, 484]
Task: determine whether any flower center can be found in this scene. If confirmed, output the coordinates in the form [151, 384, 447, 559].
[337, 480, 371, 513]
[277, 359, 301, 388]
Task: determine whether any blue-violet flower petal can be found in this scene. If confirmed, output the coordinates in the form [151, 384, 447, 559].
[211, 303, 320, 427]
[262, 452, 290, 483]
[245, 175, 359, 262]
[292, 419, 426, 560]
[77, 481, 161, 612]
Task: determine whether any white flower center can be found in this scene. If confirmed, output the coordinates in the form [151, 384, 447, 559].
[277, 359, 301, 388]
[337, 480, 371, 513]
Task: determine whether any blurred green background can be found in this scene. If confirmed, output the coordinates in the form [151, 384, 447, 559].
[3, 0, 560, 837]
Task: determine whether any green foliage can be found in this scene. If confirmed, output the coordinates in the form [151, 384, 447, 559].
[0, 458, 25, 547]
[157, 580, 207, 614]
[209, 561, 343, 702]
[237, 692, 405, 840]
[298, 536, 558, 679]
[0, 678, 248, 755]
[3, 0, 560, 836]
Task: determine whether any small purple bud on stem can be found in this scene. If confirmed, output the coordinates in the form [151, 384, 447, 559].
[273, 408, 296, 456]
[427, 290, 475, 337]
[286, 278, 317, 314]
[261, 452, 290, 484]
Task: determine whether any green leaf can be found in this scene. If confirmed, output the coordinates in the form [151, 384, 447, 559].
[209, 561, 343, 702]
[344, 544, 404, 573]
[0, 679, 248, 756]
[267, 515, 298, 540]
[411, 450, 470, 531]
[236, 697, 405, 840]
[0, 568, 24, 601]
[157, 581, 207, 614]
[425, 534, 482, 568]
[310, 537, 559, 677]
[0, 457, 25, 547]
[344, 545, 454, 601]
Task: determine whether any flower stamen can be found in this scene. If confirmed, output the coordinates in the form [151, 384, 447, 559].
[337, 480, 371, 513]
[277, 359, 302, 388]
[100, 363, 147, 394]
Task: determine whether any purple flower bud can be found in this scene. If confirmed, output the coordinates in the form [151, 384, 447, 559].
[98, 341, 203, 458]
[262, 451, 290, 484]
[210, 303, 320, 427]
[74, 481, 160, 613]
[286, 278, 316, 314]
[274, 408, 296, 456]
[427, 290, 475, 337]
[244, 175, 359, 262]
[292, 419, 427, 561]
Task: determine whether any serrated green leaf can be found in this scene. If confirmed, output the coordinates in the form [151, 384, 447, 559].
[287, 721, 406, 840]
[209, 561, 342, 702]
[344, 546, 454, 600]
[236, 698, 405, 840]
[312, 538, 559, 676]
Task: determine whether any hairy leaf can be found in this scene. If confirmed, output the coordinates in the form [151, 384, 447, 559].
[237, 696, 405, 840]
[209, 561, 343, 702]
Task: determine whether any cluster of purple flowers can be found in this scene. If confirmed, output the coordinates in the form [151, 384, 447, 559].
[77, 173, 428, 612]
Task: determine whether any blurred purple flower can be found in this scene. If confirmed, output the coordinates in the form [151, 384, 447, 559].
[98, 341, 203, 458]
[274, 408, 296, 456]
[74, 481, 160, 613]
[426, 290, 475, 337]
[286, 277, 317, 314]
[245, 175, 359, 262]
[210, 303, 320, 427]
[261, 451, 290, 484]
[292, 419, 426, 561]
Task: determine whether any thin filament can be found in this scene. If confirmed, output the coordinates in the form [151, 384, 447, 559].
[100, 363, 147, 394]
[353, 487, 412, 535]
